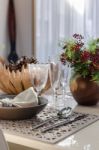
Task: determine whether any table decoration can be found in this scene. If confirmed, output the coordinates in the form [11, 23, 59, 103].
[0, 56, 37, 94]
[0, 105, 99, 144]
[60, 34, 99, 105]
[0, 56, 51, 95]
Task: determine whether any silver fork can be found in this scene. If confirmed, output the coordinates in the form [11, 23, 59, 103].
[32, 107, 72, 130]
[41, 114, 88, 133]
[32, 116, 58, 130]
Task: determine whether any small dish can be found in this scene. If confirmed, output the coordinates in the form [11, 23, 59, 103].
[0, 97, 48, 120]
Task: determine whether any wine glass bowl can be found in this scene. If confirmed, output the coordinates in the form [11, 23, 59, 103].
[50, 62, 60, 90]
[28, 64, 49, 95]
[49, 61, 71, 110]
[49, 61, 61, 109]
[60, 62, 70, 88]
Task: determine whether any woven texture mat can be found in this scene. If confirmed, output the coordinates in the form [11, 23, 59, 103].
[0, 106, 99, 144]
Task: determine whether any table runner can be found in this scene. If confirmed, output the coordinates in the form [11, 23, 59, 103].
[0, 106, 99, 144]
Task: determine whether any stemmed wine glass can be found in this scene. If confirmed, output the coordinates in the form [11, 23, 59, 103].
[49, 61, 61, 109]
[60, 61, 71, 106]
[60, 62, 70, 87]
[28, 64, 49, 96]
[49, 61, 71, 112]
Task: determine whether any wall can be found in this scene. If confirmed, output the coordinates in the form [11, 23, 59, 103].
[0, 0, 9, 58]
[0, 0, 33, 59]
[14, 0, 33, 58]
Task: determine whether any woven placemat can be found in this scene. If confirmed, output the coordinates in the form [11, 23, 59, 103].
[0, 106, 99, 144]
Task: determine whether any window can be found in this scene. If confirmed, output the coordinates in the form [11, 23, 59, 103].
[35, 0, 98, 62]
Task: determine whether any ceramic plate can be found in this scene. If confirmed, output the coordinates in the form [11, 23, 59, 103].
[0, 96, 48, 120]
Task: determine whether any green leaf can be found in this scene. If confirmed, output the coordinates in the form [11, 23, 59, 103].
[92, 72, 99, 82]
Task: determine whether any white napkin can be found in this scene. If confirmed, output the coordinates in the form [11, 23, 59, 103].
[0, 87, 38, 107]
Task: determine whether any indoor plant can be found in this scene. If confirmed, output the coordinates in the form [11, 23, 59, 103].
[60, 34, 99, 105]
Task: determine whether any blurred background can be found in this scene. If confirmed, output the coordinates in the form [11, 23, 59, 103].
[0, 0, 99, 62]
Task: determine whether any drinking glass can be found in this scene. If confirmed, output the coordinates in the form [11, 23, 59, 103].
[49, 61, 61, 109]
[28, 64, 49, 96]
[60, 61, 71, 106]
[50, 61, 71, 112]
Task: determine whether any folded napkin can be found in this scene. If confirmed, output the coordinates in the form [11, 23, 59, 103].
[0, 87, 38, 107]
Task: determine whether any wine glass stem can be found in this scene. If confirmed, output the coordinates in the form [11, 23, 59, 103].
[53, 88, 58, 109]
[62, 86, 66, 107]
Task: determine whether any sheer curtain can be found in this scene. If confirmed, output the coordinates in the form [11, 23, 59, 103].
[35, 0, 99, 62]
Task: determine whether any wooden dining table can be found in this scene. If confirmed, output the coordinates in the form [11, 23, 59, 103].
[3, 95, 99, 150]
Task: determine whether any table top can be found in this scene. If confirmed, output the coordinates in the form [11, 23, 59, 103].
[3, 95, 99, 150]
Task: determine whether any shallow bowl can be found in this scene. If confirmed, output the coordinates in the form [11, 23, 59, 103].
[0, 96, 48, 120]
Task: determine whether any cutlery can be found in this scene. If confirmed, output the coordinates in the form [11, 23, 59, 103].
[41, 114, 88, 133]
[32, 116, 58, 130]
[32, 107, 72, 130]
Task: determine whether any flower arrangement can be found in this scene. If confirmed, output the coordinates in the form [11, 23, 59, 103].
[60, 34, 99, 82]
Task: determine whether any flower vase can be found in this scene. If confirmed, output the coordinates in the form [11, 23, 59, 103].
[70, 75, 99, 106]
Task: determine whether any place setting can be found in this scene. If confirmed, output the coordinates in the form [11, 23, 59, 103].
[0, 57, 49, 120]
[0, 56, 99, 144]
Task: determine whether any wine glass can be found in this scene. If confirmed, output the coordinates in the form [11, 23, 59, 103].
[60, 62, 70, 87]
[49, 61, 61, 108]
[60, 61, 71, 106]
[49, 61, 71, 112]
[28, 64, 49, 96]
